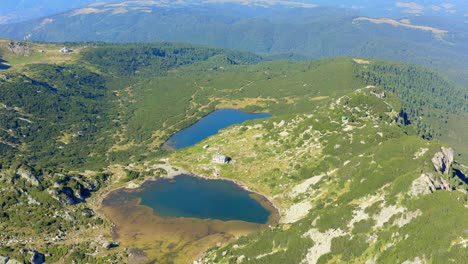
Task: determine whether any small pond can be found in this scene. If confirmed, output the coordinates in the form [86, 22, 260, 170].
[163, 108, 271, 149]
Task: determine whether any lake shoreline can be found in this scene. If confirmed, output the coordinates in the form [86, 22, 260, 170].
[98, 162, 281, 263]
[161, 108, 272, 149]
[101, 162, 281, 225]
[163, 172, 281, 225]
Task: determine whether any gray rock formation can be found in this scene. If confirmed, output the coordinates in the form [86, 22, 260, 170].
[5, 259, 22, 264]
[8, 41, 32, 56]
[410, 174, 433, 196]
[59, 187, 81, 205]
[431, 147, 454, 175]
[411, 173, 453, 195]
[16, 168, 40, 186]
[0, 256, 9, 264]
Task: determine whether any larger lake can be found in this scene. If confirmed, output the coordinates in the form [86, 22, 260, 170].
[100, 174, 279, 263]
[103, 174, 272, 223]
[163, 108, 271, 149]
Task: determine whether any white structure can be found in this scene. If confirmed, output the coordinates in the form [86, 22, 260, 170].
[212, 153, 229, 164]
[59, 47, 73, 54]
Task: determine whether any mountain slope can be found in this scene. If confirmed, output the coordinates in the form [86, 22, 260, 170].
[172, 87, 467, 264]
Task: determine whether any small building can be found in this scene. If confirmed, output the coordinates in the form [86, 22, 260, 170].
[203, 144, 209, 149]
[212, 153, 230, 164]
[59, 47, 73, 54]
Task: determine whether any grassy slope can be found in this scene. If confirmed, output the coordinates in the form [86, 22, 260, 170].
[119, 58, 363, 147]
[170, 88, 467, 264]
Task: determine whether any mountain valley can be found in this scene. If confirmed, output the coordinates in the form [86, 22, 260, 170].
[0, 39, 467, 263]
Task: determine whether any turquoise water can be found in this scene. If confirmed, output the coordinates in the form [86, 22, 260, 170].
[105, 174, 271, 224]
[163, 108, 271, 149]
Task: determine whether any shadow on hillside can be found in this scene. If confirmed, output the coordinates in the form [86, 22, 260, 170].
[453, 168, 468, 185]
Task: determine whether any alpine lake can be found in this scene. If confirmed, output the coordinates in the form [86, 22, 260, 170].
[100, 109, 277, 263]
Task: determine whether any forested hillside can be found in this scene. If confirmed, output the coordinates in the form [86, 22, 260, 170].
[81, 43, 262, 75]
[355, 61, 468, 138]
[0, 64, 115, 169]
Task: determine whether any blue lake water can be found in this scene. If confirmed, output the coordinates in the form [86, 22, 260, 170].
[106, 174, 272, 224]
[163, 108, 271, 149]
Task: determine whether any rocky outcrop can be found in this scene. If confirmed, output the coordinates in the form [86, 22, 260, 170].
[59, 187, 82, 205]
[432, 147, 454, 175]
[0, 250, 45, 264]
[302, 228, 346, 264]
[46, 175, 94, 205]
[410, 175, 433, 196]
[410, 173, 453, 196]
[8, 41, 32, 56]
[281, 200, 312, 224]
[0, 256, 9, 264]
[5, 259, 22, 264]
[16, 168, 40, 187]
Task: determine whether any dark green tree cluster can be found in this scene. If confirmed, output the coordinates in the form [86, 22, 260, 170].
[0, 64, 117, 169]
[354, 61, 468, 138]
[81, 42, 262, 76]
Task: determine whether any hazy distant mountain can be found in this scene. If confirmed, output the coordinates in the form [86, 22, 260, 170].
[0, 0, 121, 24]
[308, 0, 468, 17]
[1, 0, 467, 25]
[1, 1, 467, 83]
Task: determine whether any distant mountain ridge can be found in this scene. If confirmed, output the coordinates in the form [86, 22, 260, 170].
[0, 0, 123, 24]
[1, 0, 467, 24]
[1, 1, 467, 84]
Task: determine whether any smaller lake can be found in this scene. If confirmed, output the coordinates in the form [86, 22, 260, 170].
[104, 174, 272, 224]
[163, 108, 271, 149]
